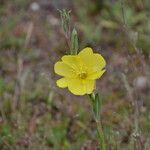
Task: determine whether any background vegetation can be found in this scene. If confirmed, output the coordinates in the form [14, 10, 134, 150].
[0, 0, 149, 149]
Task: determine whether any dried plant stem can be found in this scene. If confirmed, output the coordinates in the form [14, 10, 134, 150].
[12, 55, 23, 112]
[59, 9, 72, 54]
[134, 99, 139, 134]
[24, 22, 33, 49]
[64, 33, 71, 52]
[120, 0, 126, 26]
[0, 97, 6, 121]
[120, 0, 149, 76]
[120, 1, 147, 149]
[12, 22, 33, 112]
[121, 74, 144, 150]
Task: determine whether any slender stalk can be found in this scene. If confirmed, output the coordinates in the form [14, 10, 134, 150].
[96, 119, 106, 150]
[120, 0, 126, 26]
[0, 97, 6, 122]
[121, 74, 144, 150]
[89, 93, 106, 150]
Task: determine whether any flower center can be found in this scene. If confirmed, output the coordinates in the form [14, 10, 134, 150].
[78, 72, 87, 79]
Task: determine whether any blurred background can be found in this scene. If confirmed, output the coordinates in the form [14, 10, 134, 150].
[0, 0, 150, 149]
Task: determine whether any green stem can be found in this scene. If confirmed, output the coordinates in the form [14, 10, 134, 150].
[96, 119, 106, 150]
[89, 93, 106, 150]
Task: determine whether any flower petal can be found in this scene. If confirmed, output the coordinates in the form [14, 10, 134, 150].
[67, 78, 95, 95]
[56, 78, 67, 88]
[78, 47, 93, 57]
[80, 53, 106, 73]
[61, 55, 80, 70]
[87, 70, 106, 79]
[67, 79, 86, 95]
[78, 48, 106, 72]
[62, 55, 77, 64]
[92, 54, 106, 71]
[54, 61, 76, 77]
[84, 80, 95, 94]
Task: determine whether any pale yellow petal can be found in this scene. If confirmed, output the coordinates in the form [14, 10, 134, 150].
[67, 78, 95, 95]
[62, 55, 77, 64]
[54, 61, 76, 77]
[84, 80, 95, 94]
[56, 78, 67, 88]
[80, 53, 106, 73]
[87, 70, 106, 79]
[67, 79, 86, 95]
[78, 48, 106, 72]
[61, 55, 80, 70]
[78, 47, 93, 57]
[92, 54, 106, 70]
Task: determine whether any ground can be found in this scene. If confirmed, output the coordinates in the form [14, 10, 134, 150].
[0, 0, 150, 149]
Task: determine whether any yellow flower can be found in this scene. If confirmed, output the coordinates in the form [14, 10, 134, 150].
[54, 47, 106, 95]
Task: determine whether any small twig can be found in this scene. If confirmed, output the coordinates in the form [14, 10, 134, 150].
[12, 55, 23, 112]
[12, 22, 33, 112]
[64, 33, 71, 51]
[121, 73, 134, 105]
[24, 22, 34, 49]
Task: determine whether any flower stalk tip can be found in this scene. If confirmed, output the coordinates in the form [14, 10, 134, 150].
[71, 28, 79, 55]
[58, 9, 71, 34]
